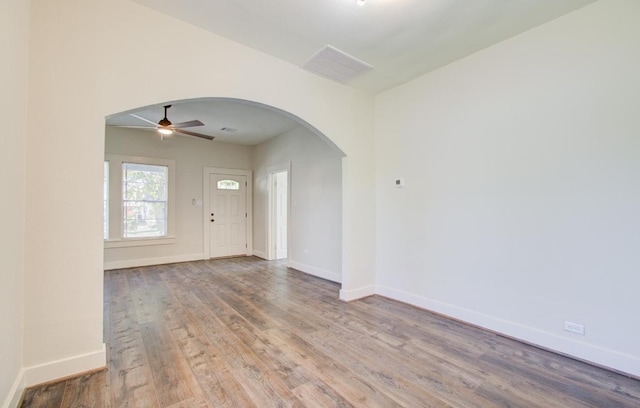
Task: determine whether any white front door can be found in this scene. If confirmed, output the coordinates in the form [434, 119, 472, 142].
[209, 174, 247, 258]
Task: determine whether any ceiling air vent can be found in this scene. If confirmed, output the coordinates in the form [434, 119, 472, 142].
[301, 45, 373, 84]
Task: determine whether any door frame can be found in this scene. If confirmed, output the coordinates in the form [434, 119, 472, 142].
[266, 162, 291, 261]
[203, 167, 253, 259]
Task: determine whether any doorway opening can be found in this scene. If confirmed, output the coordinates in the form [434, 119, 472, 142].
[267, 163, 290, 261]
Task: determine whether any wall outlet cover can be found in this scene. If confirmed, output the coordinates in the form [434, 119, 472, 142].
[564, 320, 585, 335]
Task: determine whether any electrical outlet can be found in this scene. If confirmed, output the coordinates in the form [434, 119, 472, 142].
[564, 321, 585, 335]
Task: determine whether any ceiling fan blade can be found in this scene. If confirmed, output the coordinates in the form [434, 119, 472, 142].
[174, 128, 215, 140]
[109, 125, 156, 129]
[130, 113, 161, 127]
[172, 119, 204, 129]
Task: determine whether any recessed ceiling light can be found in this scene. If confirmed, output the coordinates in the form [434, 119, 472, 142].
[357, 0, 366, 5]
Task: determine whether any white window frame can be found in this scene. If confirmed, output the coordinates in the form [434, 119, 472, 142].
[104, 154, 176, 248]
[104, 161, 109, 240]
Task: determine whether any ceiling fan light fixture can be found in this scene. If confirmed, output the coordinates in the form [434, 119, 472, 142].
[122, 105, 214, 140]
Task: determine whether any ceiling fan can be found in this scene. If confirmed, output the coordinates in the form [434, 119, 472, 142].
[124, 104, 215, 141]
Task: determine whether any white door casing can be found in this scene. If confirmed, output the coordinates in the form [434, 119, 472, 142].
[266, 163, 291, 261]
[275, 171, 288, 259]
[203, 168, 253, 259]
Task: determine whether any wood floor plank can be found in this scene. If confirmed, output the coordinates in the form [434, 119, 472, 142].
[482, 339, 640, 405]
[164, 398, 210, 408]
[158, 275, 259, 408]
[20, 381, 66, 408]
[186, 286, 312, 390]
[21, 257, 640, 408]
[140, 321, 197, 406]
[474, 372, 592, 408]
[187, 288, 304, 407]
[59, 371, 107, 408]
[106, 270, 160, 408]
[478, 351, 638, 408]
[292, 380, 355, 408]
[208, 271, 321, 334]
[303, 329, 455, 407]
[163, 275, 301, 407]
[266, 328, 405, 408]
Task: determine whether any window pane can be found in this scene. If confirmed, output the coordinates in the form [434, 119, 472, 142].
[104, 161, 109, 240]
[123, 163, 168, 238]
[217, 179, 240, 190]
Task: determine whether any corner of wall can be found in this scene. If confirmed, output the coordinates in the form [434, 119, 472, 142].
[22, 344, 106, 389]
[288, 260, 341, 284]
[252, 250, 268, 260]
[2, 369, 26, 408]
[339, 285, 376, 302]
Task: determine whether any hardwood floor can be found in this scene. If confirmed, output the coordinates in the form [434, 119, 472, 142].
[21, 257, 640, 407]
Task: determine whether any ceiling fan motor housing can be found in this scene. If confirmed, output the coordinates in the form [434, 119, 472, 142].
[159, 105, 173, 127]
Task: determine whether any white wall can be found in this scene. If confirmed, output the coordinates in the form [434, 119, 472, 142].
[104, 126, 252, 269]
[22, 0, 375, 389]
[374, 0, 640, 376]
[0, 0, 28, 406]
[253, 127, 343, 282]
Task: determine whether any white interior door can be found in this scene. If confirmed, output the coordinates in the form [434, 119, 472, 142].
[209, 174, 247, 258]
[275, 171, 288, 259]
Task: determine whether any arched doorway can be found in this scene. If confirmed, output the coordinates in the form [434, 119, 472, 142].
[105, 98, 344, 283]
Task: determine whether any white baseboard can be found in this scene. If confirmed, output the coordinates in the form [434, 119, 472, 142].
[2, 369, 26, 408]
[252, 250, 268, 260]
[104, 253, 204, 270]
[287, 260, 341, 283]
[376, 285, 640, 378]
[22, 343, 106, 388]
[3, 344, 107, 407]
[339, 285, 376, 302]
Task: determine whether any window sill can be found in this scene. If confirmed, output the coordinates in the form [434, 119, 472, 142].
[104, 237, 175, 249]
